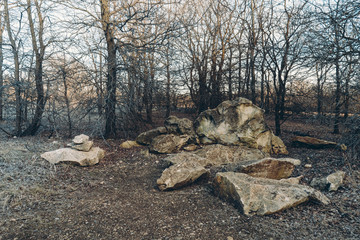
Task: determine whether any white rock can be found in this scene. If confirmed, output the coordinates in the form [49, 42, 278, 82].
[72, 134, 90, 144]
[41, 147, 105, 166]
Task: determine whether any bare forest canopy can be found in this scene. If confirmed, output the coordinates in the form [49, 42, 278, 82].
[0, 0, 359, 138]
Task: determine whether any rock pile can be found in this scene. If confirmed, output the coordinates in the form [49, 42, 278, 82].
[137, 98, 287, 155]
[41, 134, 105, 167]
[137, 98, 334, 216]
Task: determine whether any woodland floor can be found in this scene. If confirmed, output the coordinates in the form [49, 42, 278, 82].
[0, 114, 359, 240]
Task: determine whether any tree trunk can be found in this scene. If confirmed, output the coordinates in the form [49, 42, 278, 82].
[228, 47, 233, 100]
[316, 63, 323, 117]
[275, 99, 281, 136]
[249, 48, 256, 103]
[101, 0, 117, 138]
[237, 51, 242, 97]
[146, 59, 155, 123]
[209, 52, 220, 108]
[198, 70, 208, 113]
[343, 61, 352, 120]
[97, 51, 104, 116]
[21, 56, 45, 136]
[0, 15, 4, 121]
[21, 0, 46, 136]
[4, 0, 22, 135]
[62, 66, 72, 137]
[104, 38, 117, 137]
[333, 24, 341, 134]
[165, 43, 171, 118]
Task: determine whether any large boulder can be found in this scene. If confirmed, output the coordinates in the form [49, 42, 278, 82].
[310, 171, 346, 191]
[136, 127, 167, 145]
[41, 147, 105, 166]
[165, 144, 268, 167]
[222, 157, 301, 180]
[213, 172, 330, 216]
[193, 98, 287, 154]
[149, 134, 190, 154]
[157, 161, 209, 191]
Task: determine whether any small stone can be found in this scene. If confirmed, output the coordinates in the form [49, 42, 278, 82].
[120, 140, 140, 149]
[227, 237, 234, 240]
[305, 164, 312, 168]
[310, 171, 346, 191]
[183, 144, 199, 152]
[71, 141, 93, 152]
[72, 134, 90, 144]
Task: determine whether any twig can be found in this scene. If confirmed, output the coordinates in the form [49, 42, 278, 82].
[0, 127, 14, 137]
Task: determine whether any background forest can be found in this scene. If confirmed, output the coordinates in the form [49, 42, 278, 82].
[0, 0, 359, 139]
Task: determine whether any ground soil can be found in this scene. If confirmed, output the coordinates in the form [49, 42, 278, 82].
[0, 115, 359, 240]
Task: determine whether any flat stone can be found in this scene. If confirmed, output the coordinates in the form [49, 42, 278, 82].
[292, 136, 338, 149]
[231, 157, 301, 180]
[213, 172, 330, 216]
[157, 161, 209, 191]
[164, 144, 268, 167]
[70, 141, 93, 152]
[41, 147, 105, 166]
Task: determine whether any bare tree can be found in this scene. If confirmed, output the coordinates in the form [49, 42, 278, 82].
[20, 0, 49, 136]
[99, 0, 117, 138]
[309, 0, 360, 134]
[264, 0, 309, 135]
[315, 62, 331, 117]
[4, 0, 22, 136]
